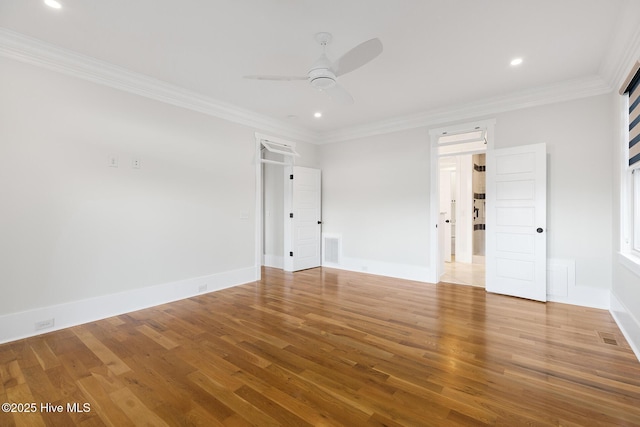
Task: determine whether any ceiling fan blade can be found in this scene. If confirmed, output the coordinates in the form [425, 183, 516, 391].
[244, 75, 307, 81]
[323, 83, 354, 105]
[333, 38, 383, 77]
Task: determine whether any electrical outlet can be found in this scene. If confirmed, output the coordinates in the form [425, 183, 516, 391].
[108, 156, 118, 168]
[132, 158, 141, 169]
[35, 318, 55, 331]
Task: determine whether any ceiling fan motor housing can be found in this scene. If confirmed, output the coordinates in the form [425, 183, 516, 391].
[308, 52, 337, 90]
[308, 68, 337, 90]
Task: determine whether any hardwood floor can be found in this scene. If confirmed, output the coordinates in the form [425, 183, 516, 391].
[1, 267, 639, 426]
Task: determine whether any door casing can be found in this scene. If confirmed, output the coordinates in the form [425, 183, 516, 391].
[429, 119, 496, 283]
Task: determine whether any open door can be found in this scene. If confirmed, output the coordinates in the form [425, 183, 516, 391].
[284, 166, 322, 272]
[486, 143, 547, 301]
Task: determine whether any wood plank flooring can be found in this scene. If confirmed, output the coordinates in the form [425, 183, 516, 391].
[1, 267, 639, 426]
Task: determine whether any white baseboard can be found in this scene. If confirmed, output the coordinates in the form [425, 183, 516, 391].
[546, 259, 609, 309]
[0, 266, 258, 344]
[323, 257, 433, 283]
[547, 286, 610, 309]
[610, 292, 640, 363]
[263, 254, 284, 269]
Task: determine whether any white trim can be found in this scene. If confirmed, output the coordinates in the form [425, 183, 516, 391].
[261, 140, 300, 158]
[599, 0, 640, 92]
[610, 292, 640, 363]
[255, 132, 298, 274]
[619, 252, 640, 278]
[320, 76, 610, 144]
[283, 165, 294, 272]
[255, 133, 263, 279]
[429, 119, 495, 283]
[263, 254, 284, 269]
[0, 28, 317, 144]
[545, 259, 610, 309]
[255, 133, 300, 149]
[0, 29, 614, 147]
[259, 135, 300, 166]
[322, 257, 433, 284]
[261, 158, 289, 166]
[0, 267, 257, 344]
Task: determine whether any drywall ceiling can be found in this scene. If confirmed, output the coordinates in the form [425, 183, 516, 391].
[0, 0, 636, 137]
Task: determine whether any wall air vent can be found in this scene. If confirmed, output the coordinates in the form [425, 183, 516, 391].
[323, 234, 341, 264]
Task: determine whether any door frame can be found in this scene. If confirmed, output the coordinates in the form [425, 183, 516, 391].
[254, 132, 299, 281]
[428, 119, 496, 283]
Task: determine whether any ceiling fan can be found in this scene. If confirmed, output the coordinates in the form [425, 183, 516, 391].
[244, 32, 383, 105]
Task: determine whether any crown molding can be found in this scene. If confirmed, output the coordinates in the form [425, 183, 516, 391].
[318, 75, 611, 144]
[0, 27, 619, 147]
[598, 0, 640, 93]
[0, 28, 319, 144]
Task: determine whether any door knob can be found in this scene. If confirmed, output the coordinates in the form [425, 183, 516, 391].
[536, 227, 544, 233]
[317, 221, 322, 225]
[445, 220, 450, 223]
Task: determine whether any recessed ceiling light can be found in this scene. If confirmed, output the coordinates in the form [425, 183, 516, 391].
[44, 0, 62, 9]
[510, 58, 523, 66]
[314, 112, 322, 118]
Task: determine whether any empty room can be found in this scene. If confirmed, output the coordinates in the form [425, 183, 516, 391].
[1, 0, 640, 425]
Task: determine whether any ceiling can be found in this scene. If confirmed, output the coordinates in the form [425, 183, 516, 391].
[0, 0, 637, 138]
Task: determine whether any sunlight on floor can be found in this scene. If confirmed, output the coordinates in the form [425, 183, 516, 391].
[441, 256, 485, 287]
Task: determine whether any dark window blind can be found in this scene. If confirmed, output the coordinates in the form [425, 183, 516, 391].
[625, 66, 640, 166]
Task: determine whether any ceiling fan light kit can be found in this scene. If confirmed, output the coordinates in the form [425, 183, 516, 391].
[309, 69, 337, 90]
[244, 32, 383, 105]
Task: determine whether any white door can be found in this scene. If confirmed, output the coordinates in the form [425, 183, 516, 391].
[486, 143, 547, 301]
[284, 166, 322, 272]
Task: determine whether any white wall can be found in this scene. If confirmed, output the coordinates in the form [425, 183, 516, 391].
[0, 52, 623, 343]
[319, 128, 432, 281]
[0, 57, 260, 340]
[492, 94, 613, 305]
[319, 95, 613, 307]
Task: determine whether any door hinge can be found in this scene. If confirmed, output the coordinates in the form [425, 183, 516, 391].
[289, 213, 293, 218]
[290, 174, 294, 180]
[289, 251, 293, 257]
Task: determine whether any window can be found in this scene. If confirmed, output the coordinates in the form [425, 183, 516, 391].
[622, 61, 640, 261]
[437, 129, 487, 156]
[634, 168, 640, 253]
[261, 139, 299, 158]
[259, 138, 300, 166]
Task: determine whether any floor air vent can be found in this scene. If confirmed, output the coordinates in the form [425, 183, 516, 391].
[598, 331, 619, 346]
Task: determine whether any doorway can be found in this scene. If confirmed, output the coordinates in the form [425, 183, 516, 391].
[255, 133, 322, 277]
[429, 119, 495, 286]
[438, 153, 486, 287]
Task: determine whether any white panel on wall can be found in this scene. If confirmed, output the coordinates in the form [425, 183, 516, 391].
[547, 262, 569, 297]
